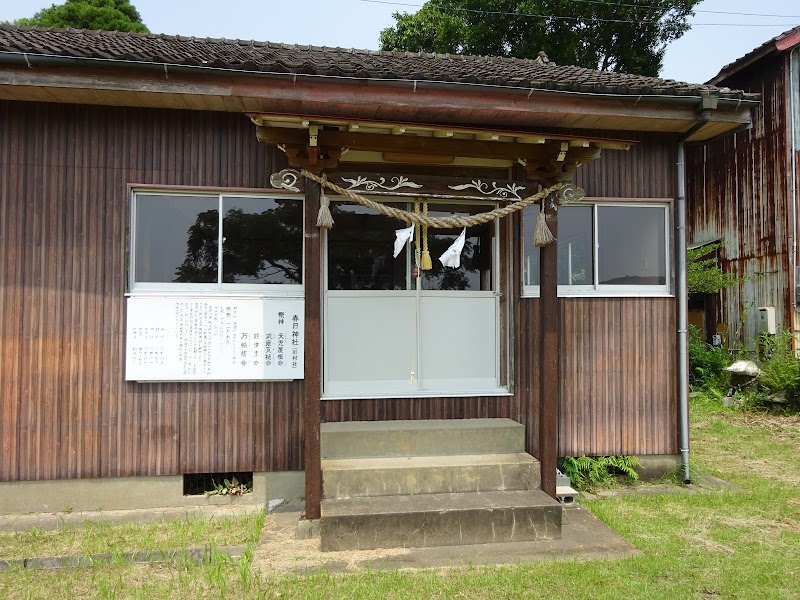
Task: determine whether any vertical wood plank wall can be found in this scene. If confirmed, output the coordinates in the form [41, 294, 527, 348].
[0, 101, 303, 482]
[0, 102, 677, 482]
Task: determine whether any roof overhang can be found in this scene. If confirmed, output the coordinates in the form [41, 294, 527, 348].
[0, 55, 756, 142]
[249, 112, 635, 171]
[709, 28, 800, 85]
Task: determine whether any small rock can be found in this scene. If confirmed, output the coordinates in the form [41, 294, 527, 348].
[722, 395, 744, 408]
[724, 360, 762, 377]
[764, 390, 790, 405]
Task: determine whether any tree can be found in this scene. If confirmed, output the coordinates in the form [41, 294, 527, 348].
[379, 0, 701, 76]
[14, 0, 149, 33]
[687, 242, 744, 295]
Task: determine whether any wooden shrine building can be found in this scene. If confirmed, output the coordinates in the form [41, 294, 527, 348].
[0, 25, 756, 540]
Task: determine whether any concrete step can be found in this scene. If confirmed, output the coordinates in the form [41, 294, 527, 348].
[320, 489, 561, 551]
[322, 453, 541, 499]
[320, 418, 525, 459]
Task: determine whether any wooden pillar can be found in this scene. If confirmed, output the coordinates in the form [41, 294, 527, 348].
[303, 179, 322, 520]
[538, 195, 559, 499]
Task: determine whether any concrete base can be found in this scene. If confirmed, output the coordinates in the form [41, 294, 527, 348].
[295, 519, 321, 540]
[255, 502, 637, 575]
[321, 419, 525, 459]
[635, 455, 682, 481]
[320, 490, 561, 551]
[0, 472, 304, 516]
[0, 505, 262, 533]
[322, 453, 540, 498]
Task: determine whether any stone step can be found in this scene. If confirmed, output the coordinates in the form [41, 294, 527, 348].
[320, 489, 561, 551]
[320, 418, 525, 459]
[322, 453, 540, 499]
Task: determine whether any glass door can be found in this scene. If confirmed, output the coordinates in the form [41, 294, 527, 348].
[323, 199, 501, 398]
[418, 204, 499, 392]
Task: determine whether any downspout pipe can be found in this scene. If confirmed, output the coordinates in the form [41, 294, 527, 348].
[789, 47, 799, 321]
[676, 104, 712, 484]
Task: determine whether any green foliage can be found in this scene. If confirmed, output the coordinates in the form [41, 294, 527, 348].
[379, 0, 702, 76]
[741, 331, 800, 411]
[687, 241, 745, 295]
[688, 325, 732, 390]
[560, 455, 639, 491]
[757, 332, 800, 395]
[205, 476, 252, 497]
[14, 0, 149, 33]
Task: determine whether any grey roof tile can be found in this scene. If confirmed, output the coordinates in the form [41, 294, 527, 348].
[0, 24, 756, 100]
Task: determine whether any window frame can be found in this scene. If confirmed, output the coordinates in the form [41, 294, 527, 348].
[128, 188, 305, 296]
[521, 199, 672, 298]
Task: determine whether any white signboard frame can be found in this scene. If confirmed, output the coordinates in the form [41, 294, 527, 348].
[125, 296, 304, 382]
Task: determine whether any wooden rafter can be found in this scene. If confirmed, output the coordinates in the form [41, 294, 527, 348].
[257, 125, 605, 182]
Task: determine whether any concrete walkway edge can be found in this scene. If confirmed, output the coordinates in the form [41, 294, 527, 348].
[0, 545, 246, 572]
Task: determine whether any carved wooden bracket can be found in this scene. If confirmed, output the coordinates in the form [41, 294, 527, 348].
[269, 168, 542, 201]
[557, 183, 586, 204]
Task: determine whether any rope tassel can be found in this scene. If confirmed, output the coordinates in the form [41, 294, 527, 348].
[533, 201, 554, 247]
[316, 174, 335, 229]
[420, 199, 433, 270]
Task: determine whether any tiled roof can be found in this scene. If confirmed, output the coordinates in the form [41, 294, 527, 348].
[709, 25, 800, 85]
[0, 24, 755, 100]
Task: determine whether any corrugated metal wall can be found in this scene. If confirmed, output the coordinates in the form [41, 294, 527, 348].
[0, 101, 678, 482]
[686, 56, 792, 350]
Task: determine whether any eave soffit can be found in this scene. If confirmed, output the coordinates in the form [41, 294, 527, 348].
[249, 112, 635, 177]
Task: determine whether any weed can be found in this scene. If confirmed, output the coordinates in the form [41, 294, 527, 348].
[757, 332, 800, 398]
[205, 476, 251, 497]
[559, 455, 640, 491]
[688, 325, 732, 390]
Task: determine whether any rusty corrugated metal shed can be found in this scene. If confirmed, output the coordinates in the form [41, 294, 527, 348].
[688, 47, 795, 350]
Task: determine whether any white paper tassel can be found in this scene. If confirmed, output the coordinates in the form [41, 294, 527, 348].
[439, 228, 467, 268]
[393, 224, 415, 258]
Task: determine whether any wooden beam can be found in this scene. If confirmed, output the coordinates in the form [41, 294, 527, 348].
[538, 196, 560, 499]
[257, 126, 602, 163]
[303, 180, 322, 521]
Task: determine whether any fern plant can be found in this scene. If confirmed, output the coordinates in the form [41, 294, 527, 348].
[560, 455, 640, 491]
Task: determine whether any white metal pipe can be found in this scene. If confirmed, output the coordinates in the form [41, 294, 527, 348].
[676, 141, 691, 483]
[789, 47, 798, 321]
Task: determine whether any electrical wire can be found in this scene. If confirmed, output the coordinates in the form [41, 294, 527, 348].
[567, 0, 800, 19]
[357, 0, 800, 26]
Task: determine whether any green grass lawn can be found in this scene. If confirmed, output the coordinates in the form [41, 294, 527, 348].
[0, 513, 261, 561]
[2, 399, 799, 599]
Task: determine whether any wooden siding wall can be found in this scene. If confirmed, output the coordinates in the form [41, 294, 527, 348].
[527, 132, 678, 457]
[576, 131, 677, 198]
[0, 101, 304, 482]
[0, 102, 678, 483]
[519, 298, 677, 457]
[686, 57, 792, 351]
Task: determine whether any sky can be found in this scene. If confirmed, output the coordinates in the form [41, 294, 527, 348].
[1, 0, 799, 84]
